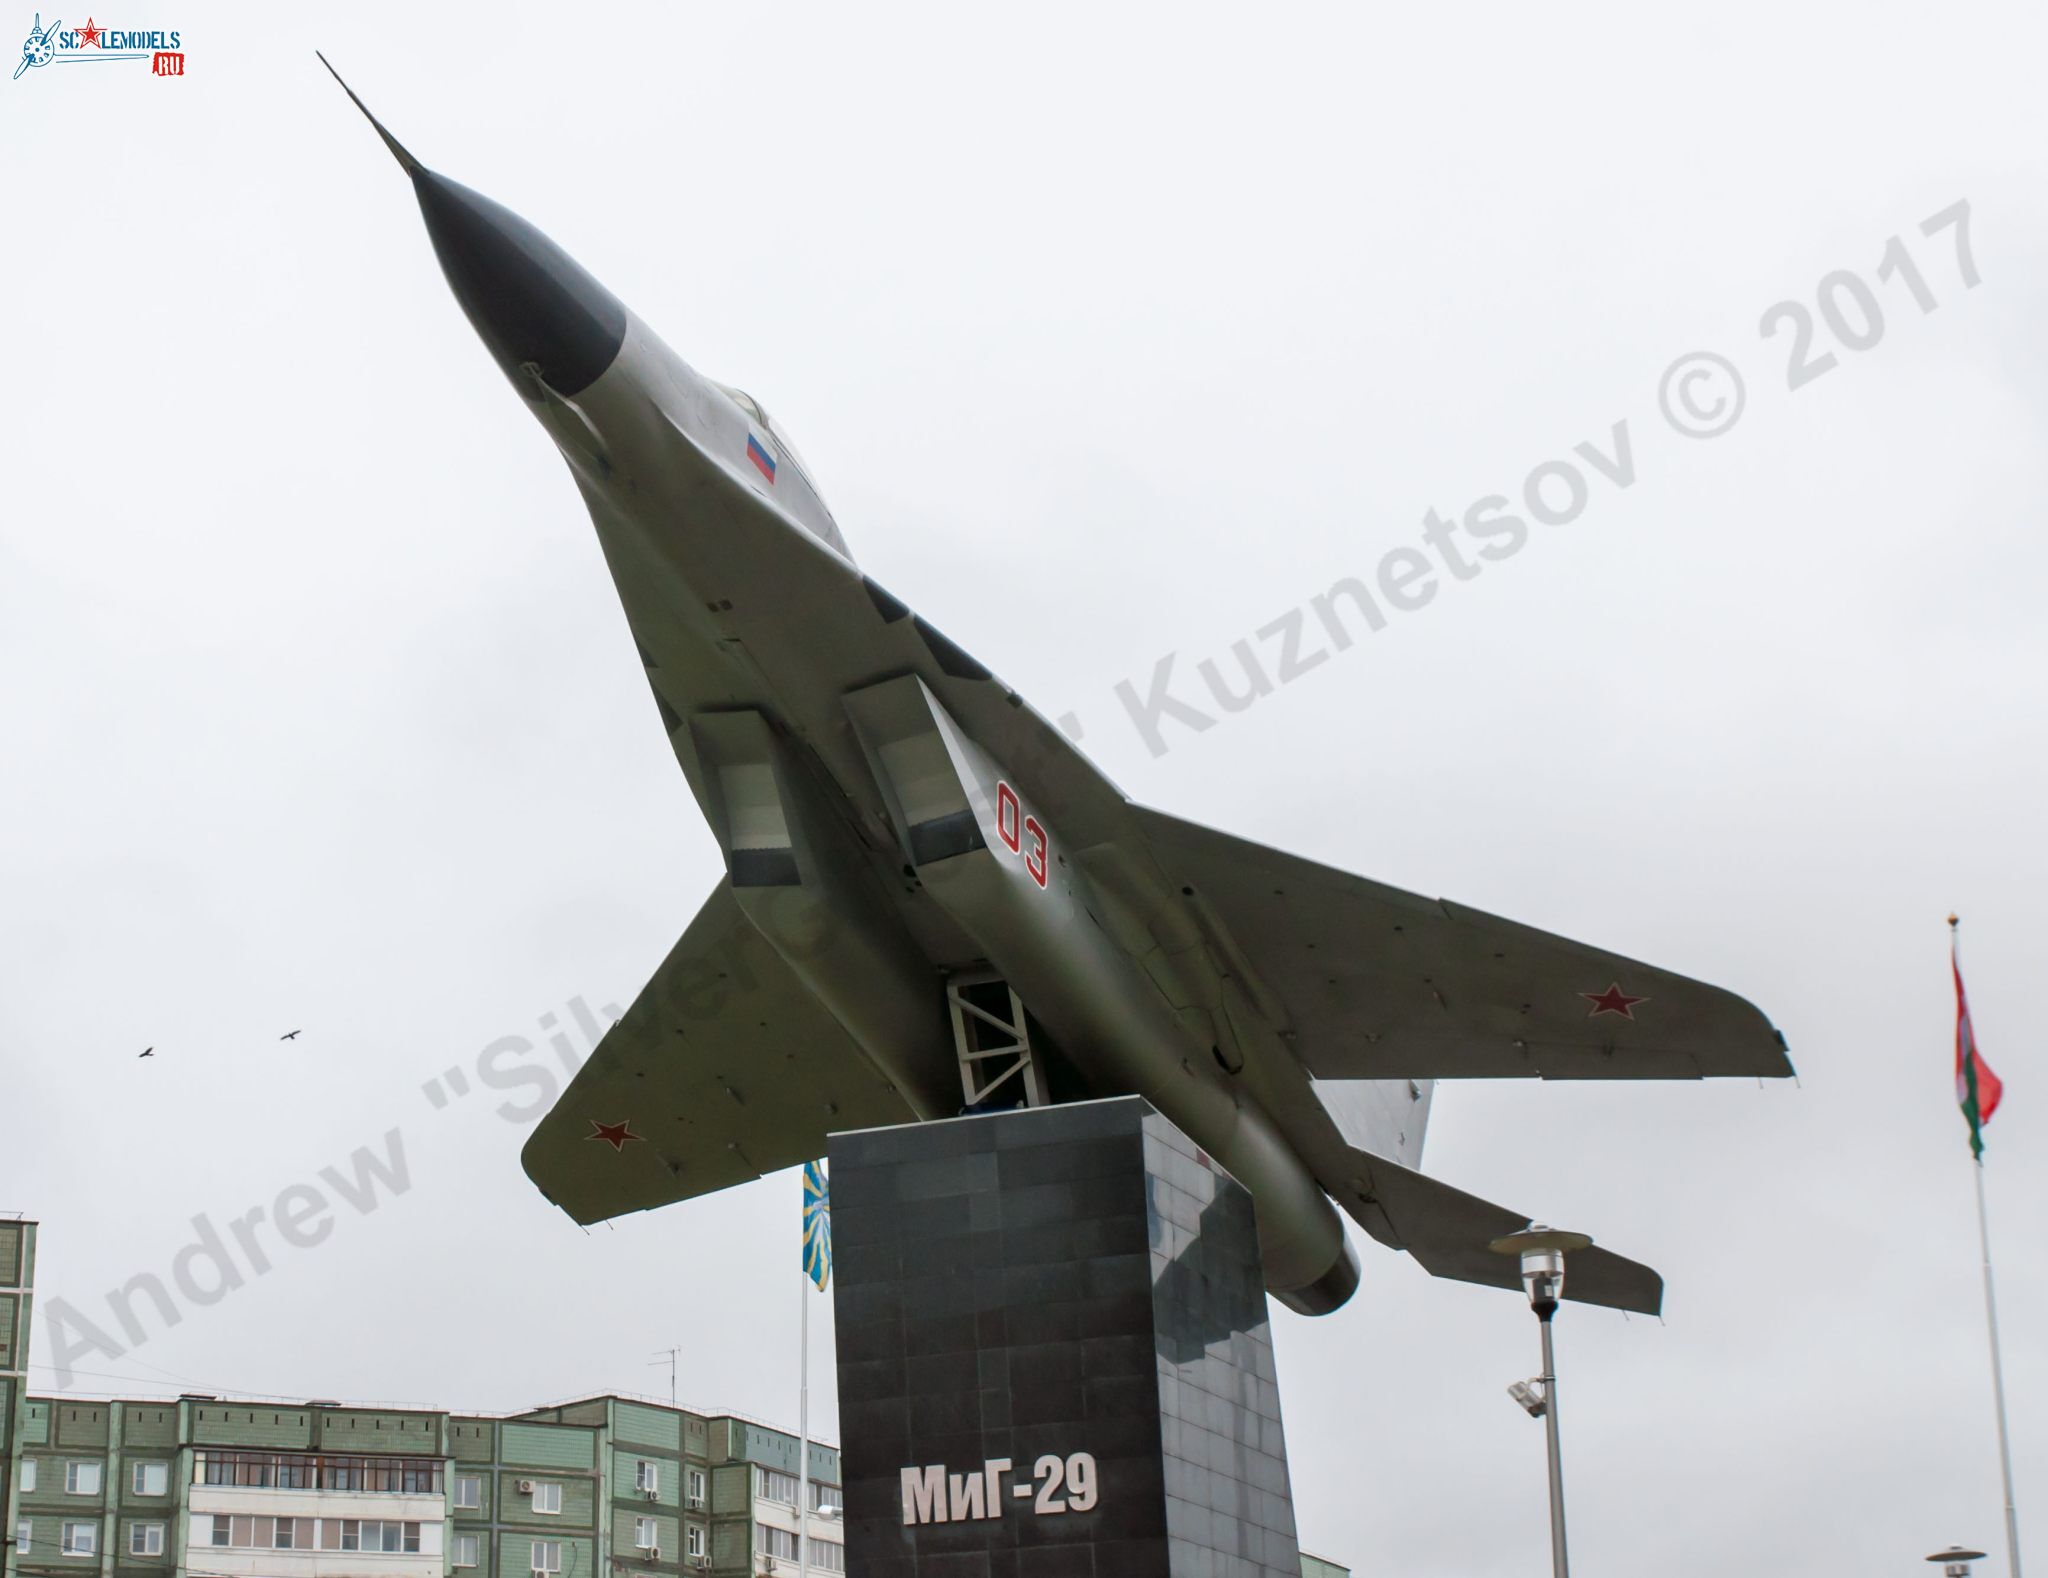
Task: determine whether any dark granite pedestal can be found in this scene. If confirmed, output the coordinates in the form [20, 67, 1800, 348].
[830, 1097, 1300, 1578]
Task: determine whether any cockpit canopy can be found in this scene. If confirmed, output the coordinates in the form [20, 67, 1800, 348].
[708, 379, 850, 559]
[714, 382, 817, 485]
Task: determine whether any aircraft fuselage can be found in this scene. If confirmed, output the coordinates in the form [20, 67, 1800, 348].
[524, 304, 1366, 1312]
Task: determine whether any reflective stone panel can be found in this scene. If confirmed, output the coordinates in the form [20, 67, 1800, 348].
[830, 1098, 1300, 1578]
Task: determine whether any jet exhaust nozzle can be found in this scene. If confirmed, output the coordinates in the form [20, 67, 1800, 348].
[1274, 1236, 1361, 1317]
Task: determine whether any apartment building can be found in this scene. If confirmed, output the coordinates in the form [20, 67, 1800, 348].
[2, 1388, 842, 1578]
[504, 1396, 844, 1575]
[0, 1222, 34, 1578]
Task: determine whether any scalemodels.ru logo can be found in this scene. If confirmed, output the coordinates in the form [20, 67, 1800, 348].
[13, 13, 185, 79]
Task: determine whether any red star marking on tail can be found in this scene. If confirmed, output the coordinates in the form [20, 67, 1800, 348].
[1580, 983, 1647, 1019]
[76, 17, 103, 46]
[587, 1119, 643, 1152]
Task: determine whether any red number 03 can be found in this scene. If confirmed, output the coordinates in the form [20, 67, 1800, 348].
[995, 782, 1049, 890]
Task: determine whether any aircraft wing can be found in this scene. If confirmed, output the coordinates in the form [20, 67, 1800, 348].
[520, 880, 919, 1225]
[1128, 805, 1791, 1082]
[1337, 1144, 1662, 1314]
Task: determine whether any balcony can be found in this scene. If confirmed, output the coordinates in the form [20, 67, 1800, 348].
[196, 1452, 445, 1497]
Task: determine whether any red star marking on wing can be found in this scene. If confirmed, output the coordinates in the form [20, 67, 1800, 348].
[586, 1119, 643, 1152]
[1580, 983, 1647, 1019]
[76, 18, 103, 46]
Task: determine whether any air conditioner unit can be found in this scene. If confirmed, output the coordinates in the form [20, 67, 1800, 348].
[641, 1488, 659, 1501]
[517, 1480, 536, 1494]
[690, 1560, 708, 1572]
[685, 1498, 705, 1511]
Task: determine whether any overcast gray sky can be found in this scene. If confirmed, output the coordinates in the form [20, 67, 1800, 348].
[5, 3, 2047, 1574]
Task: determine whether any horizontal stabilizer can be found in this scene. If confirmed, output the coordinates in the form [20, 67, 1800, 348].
[1129, 804, 1791, 1083]
[1335, 1146, 1662, 1315]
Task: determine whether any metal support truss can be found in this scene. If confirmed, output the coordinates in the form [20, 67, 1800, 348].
[946, 971, 1049, 1112]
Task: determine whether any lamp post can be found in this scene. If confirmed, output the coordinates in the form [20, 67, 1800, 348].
[1928, 1548, 1988, 1578]
[1490, 1223, 1593, 1578]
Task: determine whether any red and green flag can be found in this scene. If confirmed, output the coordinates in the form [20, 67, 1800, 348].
[1951, 923, 2004, 1160]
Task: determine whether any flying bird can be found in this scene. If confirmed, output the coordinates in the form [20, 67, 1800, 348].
[138, 1047, 154, 1059]
[280, 1030, 301, 1041]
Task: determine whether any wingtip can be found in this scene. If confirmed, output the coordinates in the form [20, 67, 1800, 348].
[1567, 1245, 1664, 1318]
[316, 50, 424, 178]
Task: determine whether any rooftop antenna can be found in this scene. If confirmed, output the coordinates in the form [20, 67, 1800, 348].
[648, 1349, 680, 1411]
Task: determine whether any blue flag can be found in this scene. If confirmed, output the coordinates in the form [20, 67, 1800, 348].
[802, 1161, 831, 1291]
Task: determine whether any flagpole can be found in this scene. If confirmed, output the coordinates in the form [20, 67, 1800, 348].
[1973, 1155, 2022, 1578]
[798, 1175, 812, 1578]
[1954, 916, 2022, 1578]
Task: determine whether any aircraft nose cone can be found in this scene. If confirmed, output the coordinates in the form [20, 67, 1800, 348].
[412, 171, 628, 398]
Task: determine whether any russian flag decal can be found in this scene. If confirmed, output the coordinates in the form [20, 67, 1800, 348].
[746, 433, 777, 483]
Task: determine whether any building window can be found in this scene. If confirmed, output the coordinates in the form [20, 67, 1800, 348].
[532, 1540, 563, 1574]
[633, 1517, 656, 1551]
[810, 1484, 843, 1514]
[131, 1462, 170, 1497]
[809, 1542, 845, 1573]
[130, 1522, 166, 1557]
[64, 1462, 102, 1496]
[684, 1527, 705, 1558]
[634, 1460, 659, 1494]
[756, 1524, 797, 1561]
[16, 1521, 30, 1555]
[685, 1469, 706, 1509]
[454, 1535, 480, 1568]
[752, 1468, 799, 1506]
[20, 1462, 36, 1493]
[454, 1475, 482, 1510]
[325, 1519, 424, 1554]
[532, 1482, 562, 1515]
[207, 1515, 319, 1551]
[62, 1523, 97, 1556]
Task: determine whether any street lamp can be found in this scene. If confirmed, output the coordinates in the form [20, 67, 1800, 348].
[1926, 1548, 1988, 1578]
[1491, 1223, 1593, 1578]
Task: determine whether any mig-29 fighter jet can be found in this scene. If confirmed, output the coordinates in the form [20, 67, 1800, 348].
[324, 59, 1792, 1317]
